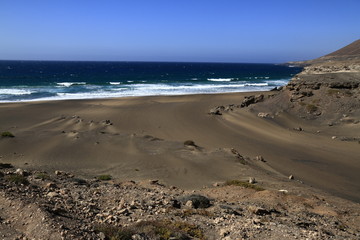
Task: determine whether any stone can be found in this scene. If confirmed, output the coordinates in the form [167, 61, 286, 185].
[249, 206, 273, 216]
[171, 199, 181, 209]
[177, 194, 211, 209]
[209, 106, 224, 115]
[224, 105, 234, 111]
[15, 168, 26, 176]
[255, 94, 264, 102]
[149, 179, 159, 185]
[98, 232, 106, 240]
[249, 177, 257, 184]
[119, 198, 126, 209]
[258, 112, 271, 118]
[118, 209, 130, 216]
[131, 233, 148, 240]
[214, 217, 225, 224]
[185, 200, 194, 208]
[213, 182, 221, 187]
[47, 192, 59, 198]
[289, 175, 294, 180]
[293, 127, 303, 131]
[255, 155, 266, 162]
[241, 95, 256, 107]
[219, 228, 230, 237]
[102, 120, 113, 125]
[45, 183, 57, 189]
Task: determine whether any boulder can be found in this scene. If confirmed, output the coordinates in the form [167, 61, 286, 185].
[209, 106, 224, 115]
[176, 194, 211, 209]
[241, 94, 264, 107]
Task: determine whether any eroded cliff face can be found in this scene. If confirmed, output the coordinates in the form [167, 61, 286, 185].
[251, 42, 360, 130]
[271, 39, 360, 123]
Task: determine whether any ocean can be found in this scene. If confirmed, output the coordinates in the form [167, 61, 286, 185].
[0, 61, 302, 102]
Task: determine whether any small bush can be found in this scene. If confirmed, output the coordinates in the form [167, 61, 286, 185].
[306, 104, 318, 113]
[1, 131, 15, 138]
[5, 174, 29, 185]
[312, 99, 321, 104]
[178, 209, 214, 218]
[96, 225, 133, 240]
[0, 163, 14, 169]
[97, 174, 112, 181]
[35, 172, 50, 180]
[327, 89, 340, 96]
[225, 180, 264, 191]
[96, 220, 205, 240]
[70, 178, 88, 185]
[184, 140, 197, 147]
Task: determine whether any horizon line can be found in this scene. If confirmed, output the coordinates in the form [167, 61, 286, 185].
[0, 59, 302, 65]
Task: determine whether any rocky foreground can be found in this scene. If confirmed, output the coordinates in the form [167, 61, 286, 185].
[0, 164, 359, 240]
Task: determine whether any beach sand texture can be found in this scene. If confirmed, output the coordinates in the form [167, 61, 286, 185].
[1, 90, 359, 202]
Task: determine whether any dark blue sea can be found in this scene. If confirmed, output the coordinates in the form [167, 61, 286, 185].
[0, 61, 302, 102]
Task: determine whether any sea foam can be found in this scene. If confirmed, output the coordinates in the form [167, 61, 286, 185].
[57, 82, 87, 87]
[208, 78, 233, 82]
[0, 89, 33, 95]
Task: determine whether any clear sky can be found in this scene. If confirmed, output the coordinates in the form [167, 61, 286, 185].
[1, 0, 359, 63]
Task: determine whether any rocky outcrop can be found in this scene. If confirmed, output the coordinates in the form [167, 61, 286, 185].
[209, 94, 266, 115]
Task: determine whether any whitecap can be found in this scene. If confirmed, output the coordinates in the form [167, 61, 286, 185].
[208, 78, 233, 82]
[0, 89, 33, 95]
[109, 82, 121, 85]
[245, 83, 268, 87]
[57, 82, 86, 87]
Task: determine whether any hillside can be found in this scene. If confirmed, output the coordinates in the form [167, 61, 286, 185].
[326, 39, 360, 57]
[288, 39, 360, 69]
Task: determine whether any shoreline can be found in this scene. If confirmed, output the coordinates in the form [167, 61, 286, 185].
[0, 83, 287, 103]
[0, 89, 273, 104]
[0, 89, 270, 105]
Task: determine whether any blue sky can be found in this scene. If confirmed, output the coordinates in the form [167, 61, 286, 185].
[1, 0, 359, 63]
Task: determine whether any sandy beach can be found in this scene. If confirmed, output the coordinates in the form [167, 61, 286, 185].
[1, 90, 359, 202]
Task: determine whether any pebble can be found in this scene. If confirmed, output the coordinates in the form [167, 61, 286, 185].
[47, 192, 59, 198]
